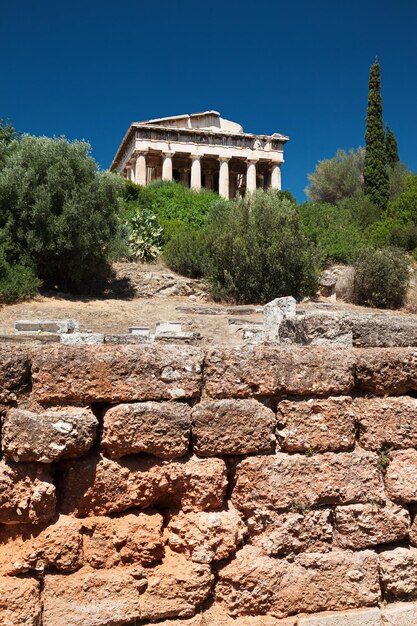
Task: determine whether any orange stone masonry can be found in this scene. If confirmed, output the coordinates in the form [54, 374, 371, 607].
[1, 344, 417, 625]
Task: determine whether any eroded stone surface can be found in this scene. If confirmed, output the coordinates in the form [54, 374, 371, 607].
[0, 515, 81, 575]
[82, 510, 164, 567]
[379, 547, 417, 598]
[356, 396, 417, 450]
[192, 398, 276, 456]
[277, 397, 355, 452]
[2, 406, 98, 462]
[0, 576, 41, 625]
[384, 449, 417, 503]
[60, 454, 227, 516]
[0, 459, 56, 525]
[356, 348, 417, 395]
[232, 451, 384, 515]
[101, 401, 191, 459]
[167, 505, 247, 563]
[0, 345, 29, 402]
[216, 545, 380, 618]
[204, 347, 355, 398]
[248, 509, 333, 556]
[299, 607, 382, 625]
[382, 602, 417, 625]
[31, 344, 203, 402]
[333, 502, 410, 550]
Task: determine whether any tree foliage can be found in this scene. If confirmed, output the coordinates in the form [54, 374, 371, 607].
[385, 123, 400, 167]
[305, 148, 365, 204]
[0, 135, 122, 292]
[364, 58, 389, 209]
[353, 247, 409, 309]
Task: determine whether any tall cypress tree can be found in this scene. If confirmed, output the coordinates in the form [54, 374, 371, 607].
[364, 58, 389, 209]
[385, 123, 400, 167]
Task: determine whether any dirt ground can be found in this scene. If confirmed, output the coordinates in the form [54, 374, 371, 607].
[0, 262, 415, 346]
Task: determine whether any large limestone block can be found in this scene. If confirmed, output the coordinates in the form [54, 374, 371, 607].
[0, 576, 41, 625]
[232, 451, 384, 515]
[43, 567, 146, 626]
[277, 397, 355, 452]
[356, 396, 417, 450]
[192, 398, 276, 456]
[204, 346, 355, 398]
[248, 509, 333, 556]
[356, 348, 417, 395]
[216, 545, 380, 618]
[0, 459, 56, 524]
[384, 449, 417, 503]
[60, 453, 227, 517]
[167, 506, 247, 563]
[298, 607, 382, 625]
[333, 502, 410, 550]
[379, 547, 417, 598]
[0, 345, 29, 402]
[43, 552, 212, 626]
[154, 604, 297, 625]
[31, 344, 204, 402]
[2, 406, 98, 462]
[101, 401, 191, 459]
[82, 510, 164, 568]
[0, 514, 82, 575]
[382, 602, 417, 625]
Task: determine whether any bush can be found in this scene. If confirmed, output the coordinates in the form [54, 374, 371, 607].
[204, 189, 318, 303]
[163, 228, 206, 278]
[352, 247, 409, 309]
[0, 135, 122, 292]
[0, 248, 40, 304]
[305, 148, 365, 204]
[127, 209, 163, 262]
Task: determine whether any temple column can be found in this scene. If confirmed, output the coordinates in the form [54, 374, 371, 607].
[270, 162, 282, 189]
[190, 155, 201, 191]
[218, 157, 230, 199]
[135, 151, 147, 186]
[246, 159, 257, 194]
[162, 152, 174, 181]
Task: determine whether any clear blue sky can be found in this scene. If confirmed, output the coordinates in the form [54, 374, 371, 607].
[1, 0, 416, 201]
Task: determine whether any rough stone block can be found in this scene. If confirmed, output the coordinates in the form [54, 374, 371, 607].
[60, 453, 227, 517]
[0, 515, 82, 575]
[298, 607, 382, 625]
[277, 396, 355, 452]
[216, 545, 380, 618]
[381, 602, 417, 625]
[356, 396, 417, 450]
[82, 510, 164, 568]
[384, 449, 417, 503]
[351, 314, 417, 348]
[356, 348, 417, 395]
[2, 406, 98, 462]
[101, 401, 191, 459]
[60, 332, 104, 345]
[204, 346, 355, 398]
[0, 345, 29, 402]
[31, 344, 204, 402]
[155, 606, 297, 625]
[232, 451, 384, 515]
[43, 551, 212, 626]
[379, 547, 417, 598]
[248, 509, 333, 556]
[192, 398, 276, 456]
[333, 502, 410, 550]
[156, 320, 183, 334]
[15, 318, 79, 333]
[0, 459, 56, 524]
[0, 576, 41, 625]
[167, 505, 247, 563]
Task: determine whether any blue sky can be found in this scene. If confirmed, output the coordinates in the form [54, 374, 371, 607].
[1, 0, 416, 201]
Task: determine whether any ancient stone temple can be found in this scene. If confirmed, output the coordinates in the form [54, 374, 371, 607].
[110, 111, 289, 199]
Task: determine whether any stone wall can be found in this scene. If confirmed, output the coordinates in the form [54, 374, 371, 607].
[2, 344, 417, 625]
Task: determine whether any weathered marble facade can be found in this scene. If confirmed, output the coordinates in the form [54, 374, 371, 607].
[110, 111, 289, 199]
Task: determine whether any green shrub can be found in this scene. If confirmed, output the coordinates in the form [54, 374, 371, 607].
[0, 249, 40, 303]
[163, 228, 206, 278]
[0, 135, 122, 292]
[127, 209, 163, 262]
[204, 189, 318, 303]
[352, 247, 409, 309]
